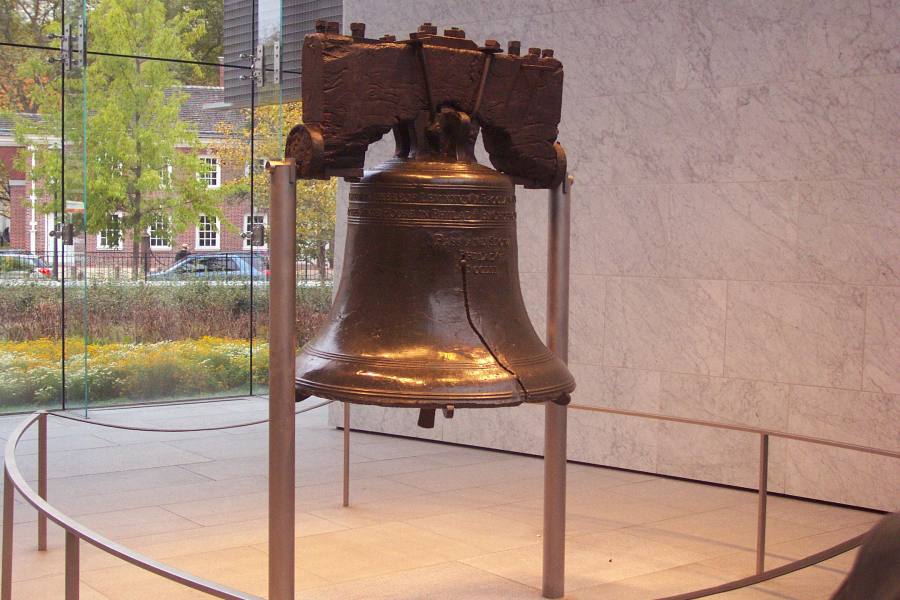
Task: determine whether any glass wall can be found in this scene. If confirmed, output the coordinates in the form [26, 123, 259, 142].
[0, 0, 337, 412]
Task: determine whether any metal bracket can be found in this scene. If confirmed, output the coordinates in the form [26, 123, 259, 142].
[241, 223, 266, 246]
[252, 43, 265, 87]
[72, 17, 85, 69]
[273, 39, 281, 84]
[55, 18, 85, 71]
[49, 223, 74, 245]
[250, 223, 266, 246]
[59, 26, 71, 68]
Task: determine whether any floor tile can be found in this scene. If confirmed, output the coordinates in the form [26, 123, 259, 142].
[297, 561, 539, 599]
[0, 399, 879, 600]
[263, 522, 485, 583]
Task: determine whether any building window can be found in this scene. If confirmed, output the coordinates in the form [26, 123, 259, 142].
[158, 163, 173, 189]
[97, 213, 124, 250]
[196, 215, 219, 249]
[148, 216, 171, 249]
[199, 157, 220, 188]
[244, 157, 268, 177]
[244, 214, 267, 248]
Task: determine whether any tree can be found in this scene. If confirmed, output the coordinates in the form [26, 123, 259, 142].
[164, 0, 223, 81]
[0, 161, 10, 245]
[0, 0, 60, 112]
[14, 0, 220, 275]
[0, 162, 10, 219]
[216, 101, 336, 279]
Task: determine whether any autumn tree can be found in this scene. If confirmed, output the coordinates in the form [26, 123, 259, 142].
[216, 101, 336, 279]
[15, 0, 220, 275]
[0, 0, 59, 112]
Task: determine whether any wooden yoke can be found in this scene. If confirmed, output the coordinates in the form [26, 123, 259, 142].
[286, 21, 566, 189]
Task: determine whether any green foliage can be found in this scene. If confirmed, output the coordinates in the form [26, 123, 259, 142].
[0, 256, 30, 272]
[13, 0, 220, 271]
[163, 0, 223, 79]
[215, 102, 337, 267]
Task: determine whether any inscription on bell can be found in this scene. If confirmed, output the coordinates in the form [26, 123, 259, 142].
[432, 233, 511, 274]
[348, 205, 515, 223]
[349, 190, 513, 206]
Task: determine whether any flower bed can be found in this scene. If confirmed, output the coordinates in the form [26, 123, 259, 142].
[0, 337, 269, 408]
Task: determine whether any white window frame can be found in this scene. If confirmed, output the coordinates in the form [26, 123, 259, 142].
[198, 156, 221, 189]
[44, 213, 57, 252]
[158, 163, 173, 190]
[195, 214, 220, 250]
[243, 213, 268, 249]
[97, 212, 124, 251]
[244, 157, 267, 177]
[148, 216, 172, 250]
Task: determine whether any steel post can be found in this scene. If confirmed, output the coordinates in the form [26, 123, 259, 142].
[543, 175, 573, 599]
[1, 469, 13, 600]
[756, 433, 769, 575]
[37, 412, 47, 551]
[267, 160, 297, 600]
[343, 403, 350, 507]
[65, 531, 79, 600]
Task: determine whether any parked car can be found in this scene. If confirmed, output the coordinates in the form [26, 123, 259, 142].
[0, 251, 52, 280]
[147, 251, 269, 281]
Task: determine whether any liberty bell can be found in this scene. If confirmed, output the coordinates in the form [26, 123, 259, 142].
[286, 22, 574, 426]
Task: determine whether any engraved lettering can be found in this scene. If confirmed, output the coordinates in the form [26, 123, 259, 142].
[349, 191, 513, 206]
[431, 233, 512, 277]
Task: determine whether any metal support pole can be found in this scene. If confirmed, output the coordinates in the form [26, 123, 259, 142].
[756, 433, 769, 575]
[342, 403, 350, 507]
[267, 160, 297, 600]
[37, 412, 47, 551]
[543, 175, 573, 599]
[1, 469, 13, 600]
[65, 531, 79, 600]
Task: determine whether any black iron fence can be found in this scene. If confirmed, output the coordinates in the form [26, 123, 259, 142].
[0, 248, 334, 283]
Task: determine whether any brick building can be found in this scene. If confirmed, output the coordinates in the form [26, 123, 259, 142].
[0, 84, 263, 262]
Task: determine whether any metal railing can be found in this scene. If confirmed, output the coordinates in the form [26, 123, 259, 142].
[0, 400, 896, 599]
[567, 403, 899, 599]
[0, 399, 332, 600]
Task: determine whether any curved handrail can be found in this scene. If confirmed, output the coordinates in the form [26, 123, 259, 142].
[50, 398, 334, 433]
[569, 402, 895, 597]
[1, 400, 892, 599]
[1, 400, 334, 600]
[569, 403, 900, 459]
[657, 531, 868, 600]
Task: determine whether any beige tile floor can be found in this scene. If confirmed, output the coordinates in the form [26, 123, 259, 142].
[0, 398, 883, 599]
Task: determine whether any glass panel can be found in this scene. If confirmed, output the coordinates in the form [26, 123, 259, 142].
[86, 0, 232, 75]
[246, 2, 338, 396]
[73, 53, 254, 406]
[0, 0, 61, 47]
[0, 46, 64, 411]
[62, 0, 89, 413]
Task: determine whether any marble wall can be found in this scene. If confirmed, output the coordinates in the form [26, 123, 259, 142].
[329, 0, 900, 510]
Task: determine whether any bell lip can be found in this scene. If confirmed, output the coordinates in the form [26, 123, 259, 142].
[294, 377, 575, 408]
[301, 346, 558, 370]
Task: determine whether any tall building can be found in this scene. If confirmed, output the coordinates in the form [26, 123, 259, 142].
[223, 0, 342, 108]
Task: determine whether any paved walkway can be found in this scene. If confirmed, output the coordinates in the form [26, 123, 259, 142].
[0, 398, 879, 599]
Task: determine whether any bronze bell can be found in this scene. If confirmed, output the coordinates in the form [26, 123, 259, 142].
[287, 24, 575, 424]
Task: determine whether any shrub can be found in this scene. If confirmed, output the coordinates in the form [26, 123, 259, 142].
[0, 282, 331, 344]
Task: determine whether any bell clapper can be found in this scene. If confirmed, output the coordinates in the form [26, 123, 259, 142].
[417, 408, 437, 429]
